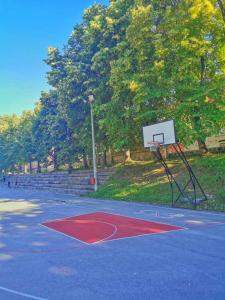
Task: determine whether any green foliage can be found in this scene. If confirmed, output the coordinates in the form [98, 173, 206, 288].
[0, 112, 37, 172]
[0, 0, 224, 171]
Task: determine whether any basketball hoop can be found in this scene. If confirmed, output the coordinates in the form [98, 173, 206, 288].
[147, 141, 160, 152]
[143, 120, 176, 148]
[143, 120, 207, 208]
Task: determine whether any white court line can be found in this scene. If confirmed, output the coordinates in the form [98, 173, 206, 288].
[40, 223, 90, 245]
[144, 204, 225, 218]
[40, 211, 101, 224]
[0, 286, 48, 300]
[91, 221, 117, 244]
[97, 211, 187, 229]
[41, 216, 184, 245]
[41, 211, 186, 235]
[41, 219, 118, 245]
[95, 226, 186, 244]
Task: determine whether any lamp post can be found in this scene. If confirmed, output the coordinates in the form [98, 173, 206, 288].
[88, 95, 98, 192]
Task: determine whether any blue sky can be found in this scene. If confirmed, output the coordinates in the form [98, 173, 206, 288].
[0, 0, 108, 116]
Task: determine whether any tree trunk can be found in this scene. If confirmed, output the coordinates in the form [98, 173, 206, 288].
[103, 150, 107, 167]
[197, 139, 208, 155]
[52, 148, 58, 171]
[192, 56, 208, 156]
[83, 153, 89, 169]
[68, 162, 73, 173]
[125, 150, 131, 161]
[109, 149, 115, 165]
[217, 0, 225, 23]
[37, 161, 41, 173]
[29, 161, 32, 174]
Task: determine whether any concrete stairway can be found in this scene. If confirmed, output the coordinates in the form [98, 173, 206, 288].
[2, 168, 115, 195]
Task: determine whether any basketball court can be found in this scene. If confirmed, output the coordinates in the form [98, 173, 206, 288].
[0, 188, 225, 300]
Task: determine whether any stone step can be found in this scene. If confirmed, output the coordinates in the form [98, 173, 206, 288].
[7, 170, 115, 178]
[8, 176, 108, 181]
[6, 175, 109, 181]
[7, 174, 112, 181]
[10, 179, 106, 185]
[2, 168, 115, 195]
[13, 185, 91, 195]
[15, 183, 94, 190]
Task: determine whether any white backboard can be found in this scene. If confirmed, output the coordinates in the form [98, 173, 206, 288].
[143, 120, 176, 147]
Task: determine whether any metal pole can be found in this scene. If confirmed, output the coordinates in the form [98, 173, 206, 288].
[90, 101, 98, 191]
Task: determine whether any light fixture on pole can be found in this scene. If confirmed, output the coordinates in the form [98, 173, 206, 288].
[88, 94, 98, 192]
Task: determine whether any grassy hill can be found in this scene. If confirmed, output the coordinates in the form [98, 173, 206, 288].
[89, 153, 225, 212]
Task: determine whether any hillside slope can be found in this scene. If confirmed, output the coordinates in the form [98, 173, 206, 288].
[89, 154, 225, 212]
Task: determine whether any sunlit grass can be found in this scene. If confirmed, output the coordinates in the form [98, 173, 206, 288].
[88, 153, 225, 211]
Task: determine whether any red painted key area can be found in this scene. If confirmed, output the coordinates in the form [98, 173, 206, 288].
[42, 212, 183, 244]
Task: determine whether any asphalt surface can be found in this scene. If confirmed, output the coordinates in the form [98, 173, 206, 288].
[0, 188, 225, 300]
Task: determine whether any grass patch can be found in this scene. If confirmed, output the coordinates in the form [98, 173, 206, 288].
[88, 153, 225, 212]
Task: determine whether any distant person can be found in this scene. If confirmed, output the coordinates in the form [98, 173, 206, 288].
[7, 181, 11, 188]
[3, 176, 6, 183]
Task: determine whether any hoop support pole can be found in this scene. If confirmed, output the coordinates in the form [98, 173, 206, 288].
[171, 144, 207, 207]
[149, 143, 207, 208]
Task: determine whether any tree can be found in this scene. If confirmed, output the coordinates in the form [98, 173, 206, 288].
[0, 115, 20, 172]
[118, 0, 225, 153]
[151, 0, 225, 153]
[17, 110, 37, 173]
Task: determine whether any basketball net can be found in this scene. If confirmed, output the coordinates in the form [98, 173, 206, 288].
[147, 141, 160, 152]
